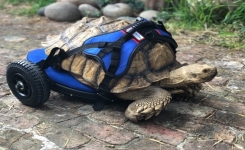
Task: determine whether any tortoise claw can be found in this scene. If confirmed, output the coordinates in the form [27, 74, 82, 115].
[125, 96, 171, 122]
[141, 107, 154, 114]
[136, 106, 144, 113]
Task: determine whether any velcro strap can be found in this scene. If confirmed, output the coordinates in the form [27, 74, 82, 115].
[98, 42, 108, 48]
[37, 47, 67, 70]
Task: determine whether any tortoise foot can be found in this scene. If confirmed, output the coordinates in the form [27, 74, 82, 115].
[124, 90, 171, 122]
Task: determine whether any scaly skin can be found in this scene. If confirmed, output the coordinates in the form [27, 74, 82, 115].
[115, 86, 171, 122]
[158, 64, 217, 88]
[116, 64, 217, 122]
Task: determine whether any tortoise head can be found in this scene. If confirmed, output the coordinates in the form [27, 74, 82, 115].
[184, 64, 217, 83]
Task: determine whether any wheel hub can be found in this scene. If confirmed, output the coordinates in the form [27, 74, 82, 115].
[15, 81, 25, 91]
[13, 73, 31, 98]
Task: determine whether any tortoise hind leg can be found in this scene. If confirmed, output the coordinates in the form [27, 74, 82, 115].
[115, 86, 171, 122]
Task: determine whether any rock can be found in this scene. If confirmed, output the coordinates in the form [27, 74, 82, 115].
[56, 0, 99, 8]
[139, 10, 159, 20]
[45, 2, 81, 22]
[117, 16, 137, 23]
[78, 4, 101, 17]
[37, 6, 46, 16]
[102, 3, 133, 18]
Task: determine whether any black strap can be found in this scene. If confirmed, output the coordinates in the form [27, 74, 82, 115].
[144, 29, 178, 53]
[37, 47, 68, 69]
[96, 40, 125, 100]
[157, 21, 172, 36]
[97, 33, 131, 58]
[93, 41, 124, 110]
[66, 42, 112, 57]
[96, 20, 175, 100]
[37, 42, 112, 70]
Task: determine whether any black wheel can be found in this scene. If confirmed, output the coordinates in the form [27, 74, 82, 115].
[6, 60, 50, 107]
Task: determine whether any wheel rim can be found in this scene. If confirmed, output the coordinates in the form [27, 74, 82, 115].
[11, 73, 31, 98]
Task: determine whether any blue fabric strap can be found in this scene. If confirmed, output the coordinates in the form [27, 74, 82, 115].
[37, 42, 113, 70]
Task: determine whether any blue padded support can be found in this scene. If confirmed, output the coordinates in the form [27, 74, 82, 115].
[26, 48, 96, 93]
[83, 38, 138, 76]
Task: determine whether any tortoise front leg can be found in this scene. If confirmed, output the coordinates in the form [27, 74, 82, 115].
[115, 86, 171, 122]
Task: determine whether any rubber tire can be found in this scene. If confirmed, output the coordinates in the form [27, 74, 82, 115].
[6, 60, 50, 107]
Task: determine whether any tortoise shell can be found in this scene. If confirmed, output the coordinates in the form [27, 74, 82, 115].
[42, 16, 176, 93]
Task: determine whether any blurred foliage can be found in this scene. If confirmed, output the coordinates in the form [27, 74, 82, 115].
[222, 1, 245, 41]
[124, 0, 144, 12]
[155, 0, 245, 50]
[0, 0, 55, 16]
[96, 0, 144, 12]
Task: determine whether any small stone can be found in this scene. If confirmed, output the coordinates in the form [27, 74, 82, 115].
[37, 6, 46, 16]
[139, 10, 159, 20]
[78, 4, 101, 17]
[102, 3, 133, 18]
[2, 36, 26, 42]
[57, 0, 99, 8]
[45, 2, 81, 22]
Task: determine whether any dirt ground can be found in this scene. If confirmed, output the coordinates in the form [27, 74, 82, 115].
[0, 8, 245, 150]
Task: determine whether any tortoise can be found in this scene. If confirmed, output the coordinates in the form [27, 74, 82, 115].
[41, 16, 217, 122]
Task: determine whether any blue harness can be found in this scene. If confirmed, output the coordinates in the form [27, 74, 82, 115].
[38, 17, 178, 110]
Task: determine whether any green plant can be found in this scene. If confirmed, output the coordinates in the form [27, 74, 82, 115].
[96, 0, 144, 11]
[155, 0, 244, 50]
[169, 0, 228, 26]
[124, 0, 144, 12]
[223, 0, 245, 41]
[95, 0, 115, 8]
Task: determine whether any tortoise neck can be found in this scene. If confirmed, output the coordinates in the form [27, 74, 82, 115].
[158, 67, 189, 88]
